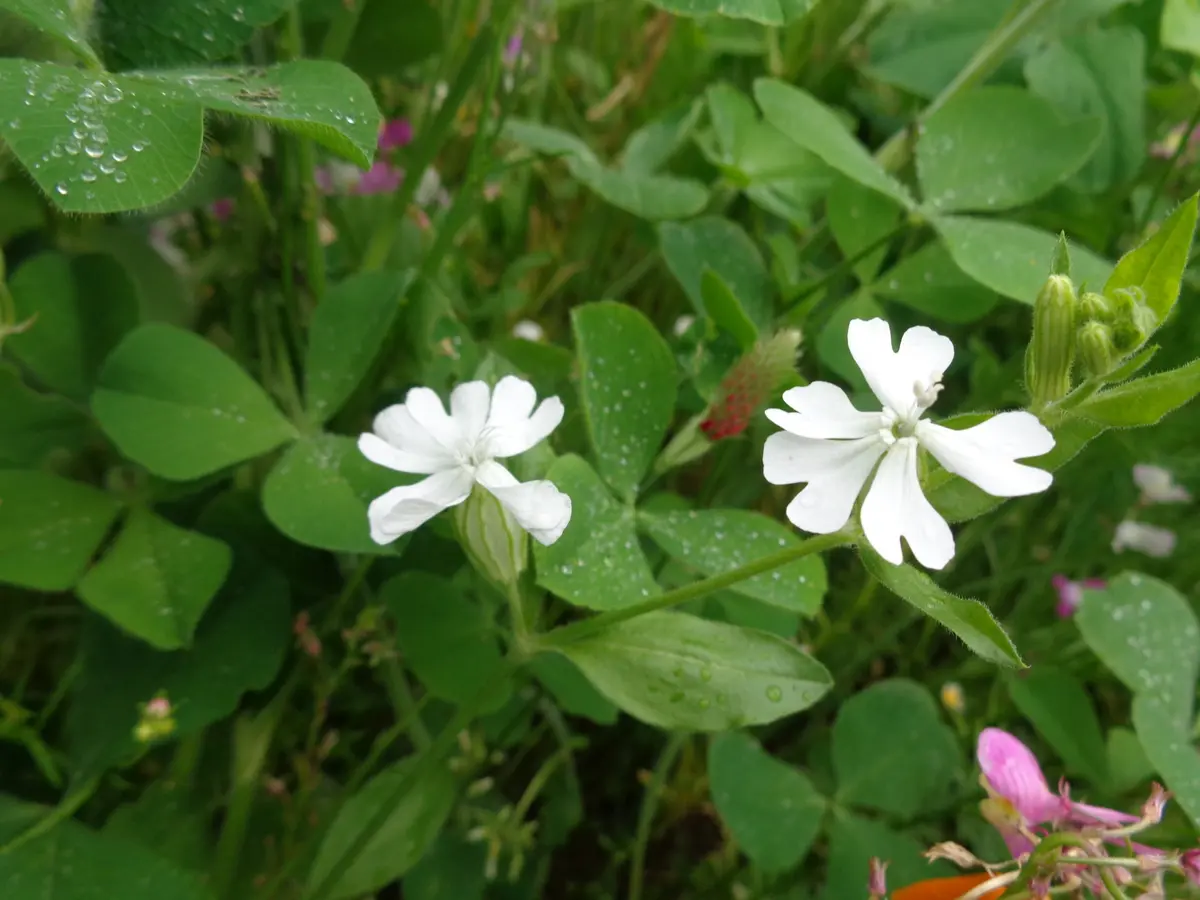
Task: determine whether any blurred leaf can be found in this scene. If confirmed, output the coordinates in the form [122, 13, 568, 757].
[304, 271, 408, 424]
[502, 118, 598, 164]
[0, 0, 98, 63]
[621, 98, 704, 174]
[262, 434, 402, 554]
[826, 175, 902, 283]
[306, 757, 456, 900]
[0, 178, 46, 244]
[1024, 28, 1146, 193]
[76, 508, 232, 650]
[1106, 727, 1154, 794]
[1104, 192, 1198, 324]
[1132, 693, 1200, 829]
[708, 731, 825, 872]
[534, 455, 661, 610]
[816, 290, 885, 390]
[701, 269, 759, 349]
[874, 241, 997, 323]
[1162, 0, 1200, 57]
[572, 302, 676, 501]
[862, 548, 1023, 668]
[644, 0, 813, 25]
[103, 782, 210, 873]
[638, 509, 826, 615]
[7, 252, 139, 400]
[529, 653, 619, 724]
[820, 812, 954, 900]
[0, 795, 208, 900]
[403, 834, 487, 900]
[100, 0, 295, 67]
[345, 0, 442, 76]
[659, 217, 774, 329]
[93, 324, 297, 480]
[833, 679, 961, 819]
[1075, 358, 1200, 427]
[555, 610, 832, 730]
[381, 571, 511, 712]
[0, 470, 121, 591]
[567, 156, 709, 220]
[69, 565, 290, 776]
[0, 364, 91, 466]
[710, 593, 799, 639]
[935, 216, 1112, 303]
[1007, 667, 1108, 785]
[754, 78, 914, 208]
[916, 86, 1101, 213]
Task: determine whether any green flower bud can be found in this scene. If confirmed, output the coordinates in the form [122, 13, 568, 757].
[1077, 321, 1116, 378]
[1109, 288, 1157, 355]
[1078, 291, 1113, 323]
[1025, 274, 1077, 407]
[454, 485, 527, 587]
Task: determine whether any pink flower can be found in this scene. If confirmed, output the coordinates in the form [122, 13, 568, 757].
[211, 197, 235, 221]
[977, 728, 1136, 856]
[352, 161, 403, 195]
[378, 118, 413, 152]
[1182, 848, 1200, 885]
[1052, 574, 1106, 618]
[315, 160, 403, 196]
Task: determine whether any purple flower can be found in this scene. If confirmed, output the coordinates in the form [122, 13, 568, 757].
[352, 161, 403, 195]
[1052, 574, 1106, 618]
[1182, 849, 1200, 885]
[378, 118, 413, 152]
[315, 160, 404, 196]
[211, 197, 235, 221]
[504, 33, 523, 66]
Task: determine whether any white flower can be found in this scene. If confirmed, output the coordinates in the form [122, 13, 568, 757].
[673, 315, 695, 337]
[1112, 520, 1176, 558]
[763, 318, 1054, 569]
[358, 376, 572, 546]
[1132, 464, 1191, 505]
[512, 319, 545, 342]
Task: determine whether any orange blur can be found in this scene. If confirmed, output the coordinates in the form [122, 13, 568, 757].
[891, 873, 1004, 900]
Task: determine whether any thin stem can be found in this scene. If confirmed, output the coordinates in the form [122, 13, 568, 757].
[1098, 867, 1132, 900]
[628, 732, 687, 900]
[510, 742, 576, 825]
[539, 531, 851, 647]
[283, 9, 327, 301]
[1136, 102, 1200, 234]
[0, 775, 99, 854]
[318, 0, 366, 60]
[380, 659, 431, 750]
[790, 220, 910, 306]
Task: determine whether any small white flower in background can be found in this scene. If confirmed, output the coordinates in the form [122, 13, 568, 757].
[763, 318, 1055, 570]
[358, 376, 572, 546]
[512, 319, 544, 342]
[673, 315, 695, 338]
[1133, 464, 1191, 505]
[1112, 520, 1176, 558]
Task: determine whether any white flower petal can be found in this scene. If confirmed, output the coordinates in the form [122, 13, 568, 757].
[1133, 464, 1191, 504]
[1112, 520, 1176, 557]
[917, 413, 1053, 498]
[847, 317, 915, 416]
[372, 404, 456, 468]
[404, 386, 464, 452]
[450, 381, 492, 445]
[765, 382, 883, 439]
[896, 324, 954, 388]
[861, 438, 954, 569]
[366, 467, 474, 544]
[764, 432, 885, 534]
[475, 460, 572, 545]
[485, 376, 563, 458]
[358, 433, 450, 475]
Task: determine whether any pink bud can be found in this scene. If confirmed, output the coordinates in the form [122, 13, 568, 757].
[1141, 783, 1170, 825]
[868, 857, 888, 899]
[1181, 849, 1200, 885]
[145, 696, 171, 719]
[377, 118, 414, 152]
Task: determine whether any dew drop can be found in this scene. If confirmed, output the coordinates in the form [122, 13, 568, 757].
[131, 141, 145, 152]
[84, 143, 103, 158]
[54, 182, 67, 195]
[765, 685, 783, 703]
[113, 171, 127, 183]
[80, 170, 96, 183]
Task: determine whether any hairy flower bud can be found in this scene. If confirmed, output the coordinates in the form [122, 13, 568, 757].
[1077, 321, 1116, 378]
[1025, 274, 1077, 407]
[455, 485, 527, 587]
[1078, 291, 1113, 324]
[701, 329, 802, 440]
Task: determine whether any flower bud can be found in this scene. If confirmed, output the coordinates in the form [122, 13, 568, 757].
[1078, 291, 1113, 323]
[1181, 848, 1200, 885]
[654, 413, 713, 475]
[1025, 274, 1077, 407]
[1077, 321, 1116, 378]
[701, 329, 802, 440]
[868, 858, 888, 899]
[454, 485, 527, 587]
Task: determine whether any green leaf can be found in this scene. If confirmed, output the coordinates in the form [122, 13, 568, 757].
[1162, 0, 1200, 57]
[916, 86, 1101, 213]
[1103, 193, 1198, 323]
[0, 364, 91, 466]
[263, 433, 404, 554]
[1107, 726, 1154, 794]
[306, 757, 457, 900]
[529, 653, 619, 725]
[0, 795, 208, 900]
[381, 572, 510, 712]
[93, 324, 297, 480]
[820, 812, 954, 900]
[700, 269, 759, 349]
[935, 215, 1112, 303]
[533, 455, 661, 610]
[874, 241, 997, 323]
[753, 78, 914, 208]
[0, 0, 99, 65]
[1007, 667, 1109, 784]
[1075, 357, 1200, 427]
[708, 731, 825, 872]
[572, 302, 677, 501]
[659, 217, 775, 330]
[638, 509, 826, 615]
[7, 251, 139, 400]
[710, 593, 800, 639]
[826, 174, 903, 283]
[0, 470, 121, 591]
[566, 156, 709, 220]
[816, 290, 886, 390]
[68, 565, 290, 776]
[832, 679, 961, 819]
[76, 508, 232, 650]
[1132, 693, 1200, 830]
[644, 0, 812, 24]
[403, 834, 487, 900]
[556, 610, 832, 731]
[861, 547, 1023, 668]
[344, 0, 443, 76]
[1024, 29, 1146, 193]
[621, 99, 704, 174]
[100, 0, 295, 67]
[305, 272, 406, 423]
[501, 118, 598, 164]
[103, 782, 210, 873]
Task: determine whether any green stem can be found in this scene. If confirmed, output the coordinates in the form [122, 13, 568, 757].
[791, 220, 910, 306]
[628, 732, 687, 900]
[1097, 867, 1131, 900]
[539, 532, 851, 647]
[1136, 102, 1200, 234]
[380, 659, 431, 750]
[283, 9, 327, 301]
[0, 775, 99, 854]
[318, 0, 366, 60]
